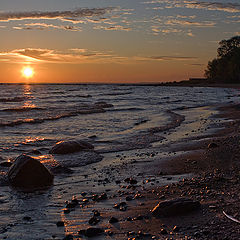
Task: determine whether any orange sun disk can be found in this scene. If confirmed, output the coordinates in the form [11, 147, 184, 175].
[22, 67, 34, 78]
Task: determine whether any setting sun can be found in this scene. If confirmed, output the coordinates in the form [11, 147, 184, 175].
[22, 67, 34, 78]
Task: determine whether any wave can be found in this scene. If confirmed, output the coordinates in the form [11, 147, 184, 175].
[109, 107, 144, 112]
[149, 110, 185, 133]
[0, 97, 26, 102]
[104, 91, 132, 96]
[0, 103, 112, 128]
[1, 107, 45, 112]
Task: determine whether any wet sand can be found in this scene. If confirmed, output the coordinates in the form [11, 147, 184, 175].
[58, 104, 239, 239]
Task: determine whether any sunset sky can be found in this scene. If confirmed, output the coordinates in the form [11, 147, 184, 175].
[0, 0, 240, 83]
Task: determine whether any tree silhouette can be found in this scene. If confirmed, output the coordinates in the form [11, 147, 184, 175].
[205, 36, 240, 83]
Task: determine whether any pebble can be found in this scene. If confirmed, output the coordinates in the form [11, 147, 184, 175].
[56, 221, 64, 227]
[109, 217, 119, 223]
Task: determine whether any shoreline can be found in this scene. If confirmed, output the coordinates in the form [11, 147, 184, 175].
[1, 97, 240, 239]
[54, 103, 240, 239]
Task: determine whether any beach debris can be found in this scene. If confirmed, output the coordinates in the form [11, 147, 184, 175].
[8, 154, 53, 189]
[208, 142, 218, 149]
[49, 140, 94, 154]
[152, 198, 201, 217]
[78, 227, 104, 237]
[223, 211, 240, 224]
[109, 217, 119, 224]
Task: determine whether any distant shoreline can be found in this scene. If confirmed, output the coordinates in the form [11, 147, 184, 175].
[1, 80, 240, 89]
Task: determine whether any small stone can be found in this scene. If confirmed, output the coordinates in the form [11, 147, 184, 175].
[56, 221, 64, 227]
[98, 193, 107, 201]
[23, 216, 31, 221]
[89, 216, 100, 225]
[63, 208, 70, 214]
[126, 196, 133, 201]
[93, 210, 100, 216]
[208, 142, 218, 149]
[160, 228, 167, 235]
[66, 202, 77, 208]
[109, 217, 119, 223]
[84, 227, 104, 237]
[63, 235, 73, 240]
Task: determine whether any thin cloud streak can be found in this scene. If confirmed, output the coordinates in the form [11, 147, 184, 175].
[0, 48, 198, 64]
[0, 8, 113, 23]
[144, 0, 240, 13]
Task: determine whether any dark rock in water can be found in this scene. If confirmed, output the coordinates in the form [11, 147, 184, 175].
[208, 142, 218, 149]
[152, 198, 200, 217]
[56, 221, 64, 227]
[109, 217, 118, 224]
[49, 140, 94, 154]
[0, 161, 12, 167]
[8, 154, 53, 189]
[79, 227, 104, 237]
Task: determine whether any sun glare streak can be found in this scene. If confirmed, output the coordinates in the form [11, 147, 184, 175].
[22, 66, 34, 78]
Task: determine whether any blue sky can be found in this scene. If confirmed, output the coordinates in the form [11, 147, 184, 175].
[0, 0, 239, 83]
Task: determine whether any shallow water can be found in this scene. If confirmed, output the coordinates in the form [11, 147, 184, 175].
[0, 84, 239, 239]
[0, 84, 239, 159]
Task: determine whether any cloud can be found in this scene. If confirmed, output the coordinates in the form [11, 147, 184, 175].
[149, 56, 197, 61]
[0, 48, 127, 64]
[183, 1, 240, 13]
[13, 22, 82, 31]
[94, 25, 131, 31]
[0, 48, 198, 65]
[0, 8, 113, 23]
[165, 19, 216, 27]
[143, 0, 240, 13]
[135, 55, 197, 61]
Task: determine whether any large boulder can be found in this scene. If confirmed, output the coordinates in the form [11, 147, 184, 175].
[152, 198, 200, 217]
[49, 140, 94, 154]
[8, 154, 53, 189]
